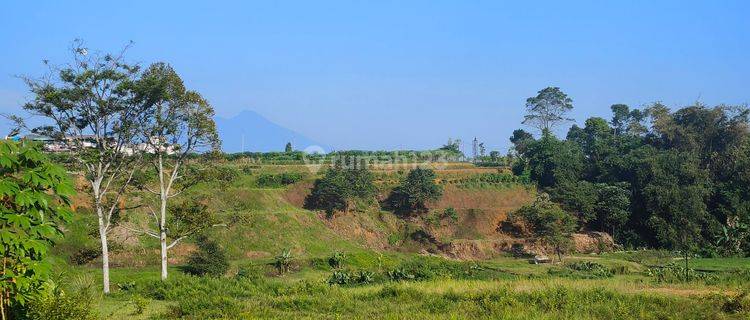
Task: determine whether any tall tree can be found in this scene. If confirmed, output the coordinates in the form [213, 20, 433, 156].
[132, 63, 220, 280]
[285, 142, 293, 153]
[523, 87, 574, 134]
[19, 41, 144, 294]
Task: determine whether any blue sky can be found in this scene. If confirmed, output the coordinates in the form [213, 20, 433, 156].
[1, 1, 748, 153]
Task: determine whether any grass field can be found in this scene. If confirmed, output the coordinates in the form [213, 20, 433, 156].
[55, 252, 750, 319]
[51, 163, 750, 319]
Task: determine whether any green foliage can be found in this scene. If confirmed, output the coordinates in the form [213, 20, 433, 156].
[438, 138, 462, 155]
[328, 251, 346, 269]
[552, 181, 630, 236]
[23, 286, 98, 320]
[304, 165, 375, 216]
[443, 207, 459, 222]
[387, 168, 443, 216]
[327, 270, 375, 286]
[454, 172, 530, 189]
[646, 263, 716, 283]
[183, 235, 229, 277]
[188, 164, 239, 183]
[0, 140, 74, 313]
[235, 265, 263, 282]
[166, 293, 241, 319]
[563, 261, 614, 278]
[129, 294, 148, 315]
[523, 86, 574, 132]
[273, 249, 293, 274]
[255, 172, 303, 188]
[509, 194, 577, 261]
[513, 102, 750, 255]
[523, 134, 584, 190]
[721, 291, 749, 314]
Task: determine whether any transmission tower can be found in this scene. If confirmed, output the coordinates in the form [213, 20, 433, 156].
[472, 137, 478, 163]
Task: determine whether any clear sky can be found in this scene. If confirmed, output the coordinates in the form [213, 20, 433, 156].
[1, 1, 748, 153]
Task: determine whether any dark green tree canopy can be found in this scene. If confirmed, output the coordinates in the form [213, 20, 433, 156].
[512, 100, 750, 255]
[387, 168, 443, 216]
[304, 165, 376, 216]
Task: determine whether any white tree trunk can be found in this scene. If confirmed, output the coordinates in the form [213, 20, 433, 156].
[159, 154, 169, 281]
[97, 207, 111, 294]
[160, 228, 168, 280]
[160, 190, 168, 280]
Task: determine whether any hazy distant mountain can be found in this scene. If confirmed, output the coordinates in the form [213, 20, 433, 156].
[216, 110, 327, 153]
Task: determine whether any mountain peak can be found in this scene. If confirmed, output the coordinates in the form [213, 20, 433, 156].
[216, 110, 327, 153]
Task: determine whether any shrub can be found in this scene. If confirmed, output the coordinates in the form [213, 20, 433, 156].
[24, 287, 98, 320]
[130, 294, 148, 315]
[166, 294, 242, 319]
[565, 261, 613, 278]
[187, 165, 239, 183]
[387, 168, 442, 216]
[183, 236, 229, 277]
[646, 263, 716, 283]
[273, 249, 293, 274]
[256, 172, 304, 188]
[721, 291, 748, 314]
[328, 251, 346, 269]
[70, 247, 101, 265]
[443, 207, 459, 222]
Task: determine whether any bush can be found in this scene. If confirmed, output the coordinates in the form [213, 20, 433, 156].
[166, 294, 242, 319]
[721, 291, 748, 314]
[188, 165, 239, 183]
[565, 261, 613, 278]
[183, 236, 229, 277]
[443, 207, 459, 222]
[646, 263, 716, 283]
[130, 294, 148, 315]
[273, 249, 294, 274]
[256, 172, 304, 188]
[328, 251, 346, 269]
[24, 287, 98, 320]
[70, 247, 101, 265]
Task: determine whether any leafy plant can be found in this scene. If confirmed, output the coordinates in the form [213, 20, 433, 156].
[328, 251, 346, 269]
[565, 261, 613, 278]
[130, 294, 148, 315]
[443, 207, 459, 222]
[273, 249, 294, 275]
[183, 235, 229, 277]
[0, 140, 74, 316]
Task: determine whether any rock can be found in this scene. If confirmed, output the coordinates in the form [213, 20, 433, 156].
[529, 255, 552, 264]
[572, 232, 615, 253]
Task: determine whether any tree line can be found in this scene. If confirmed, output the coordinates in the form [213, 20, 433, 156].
[510, 87, 750, 258]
